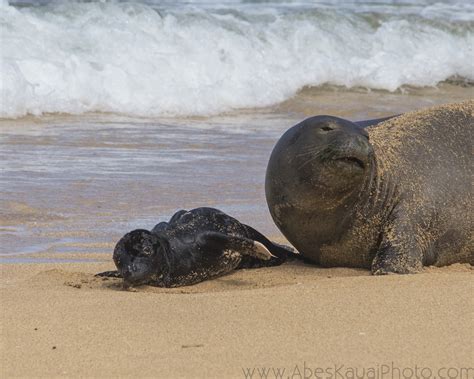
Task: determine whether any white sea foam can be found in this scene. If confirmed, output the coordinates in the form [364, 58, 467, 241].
[1, 1, 473, 118]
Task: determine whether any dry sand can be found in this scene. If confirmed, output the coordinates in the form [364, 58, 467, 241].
[1, 261, 473, 378]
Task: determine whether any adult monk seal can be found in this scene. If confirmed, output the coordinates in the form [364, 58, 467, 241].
[265, 101, 473, 274]
[97, 207, 295, 287]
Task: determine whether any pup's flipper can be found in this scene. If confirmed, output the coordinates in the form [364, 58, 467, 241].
[244, 225, 298, 258]
[95, 270, 122, 278]
[236, 225, 300, 269]
[196, 231, 275, 260]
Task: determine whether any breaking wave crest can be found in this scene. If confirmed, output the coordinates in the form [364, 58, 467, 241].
[1, 0, 473, 118]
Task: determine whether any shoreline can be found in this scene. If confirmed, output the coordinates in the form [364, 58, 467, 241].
[1, 82, 472, 123]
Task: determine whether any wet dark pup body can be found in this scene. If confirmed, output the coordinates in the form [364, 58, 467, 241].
[265, 101, 473, 274]
[97, 207, 294, 287]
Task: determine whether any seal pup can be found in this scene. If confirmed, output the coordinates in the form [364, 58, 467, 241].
[97, 207, 295, 287]
[265, 101, 473, 274]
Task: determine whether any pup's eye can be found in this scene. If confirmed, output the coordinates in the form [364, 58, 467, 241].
[141, 246, 153, 256]
[321, 126, 333, 131]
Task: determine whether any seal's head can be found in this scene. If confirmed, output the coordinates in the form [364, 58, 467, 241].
[113, 230, 166, 288]
[265, 116, 374, 262]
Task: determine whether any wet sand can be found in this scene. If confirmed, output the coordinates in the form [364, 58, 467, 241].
[1, 85, 473, 377]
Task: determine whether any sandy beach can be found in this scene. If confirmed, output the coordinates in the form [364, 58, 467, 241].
[1, 261, 473, 378]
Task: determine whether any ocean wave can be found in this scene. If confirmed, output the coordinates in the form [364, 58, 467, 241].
[1, 1, 473, 118]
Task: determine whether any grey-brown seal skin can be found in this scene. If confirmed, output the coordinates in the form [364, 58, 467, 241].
[265, 101, 473, 274]
[97, 207, 295, 287]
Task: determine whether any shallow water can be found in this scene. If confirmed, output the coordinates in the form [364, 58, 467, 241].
[1, 86, 472, 262]
[0, 109, 295, 261]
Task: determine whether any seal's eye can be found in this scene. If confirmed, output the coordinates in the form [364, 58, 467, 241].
[141, 245, 153, 256]
[321, 126, 333, 132]
[140, 239, 157, 256]
[334, 157, 365, 170]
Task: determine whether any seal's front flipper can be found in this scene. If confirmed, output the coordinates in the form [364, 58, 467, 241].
[196, 231, 275, 260]
[95, 270, 122, 278]
[372, 216, 424, 275]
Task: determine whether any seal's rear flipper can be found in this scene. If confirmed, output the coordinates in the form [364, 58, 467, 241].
[253, 241, 276, 260]
[243, 225, 298, 260]
[232, 225, 301, 269]
[196, 232, 275, 260]
[95, 270, 122, 278]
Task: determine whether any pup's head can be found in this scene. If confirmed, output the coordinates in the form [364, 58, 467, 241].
[113, 229, 165, 288]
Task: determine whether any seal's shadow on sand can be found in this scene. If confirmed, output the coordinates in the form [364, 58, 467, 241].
[31, 261, 373, 294]
[29, 262, 472, 294]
